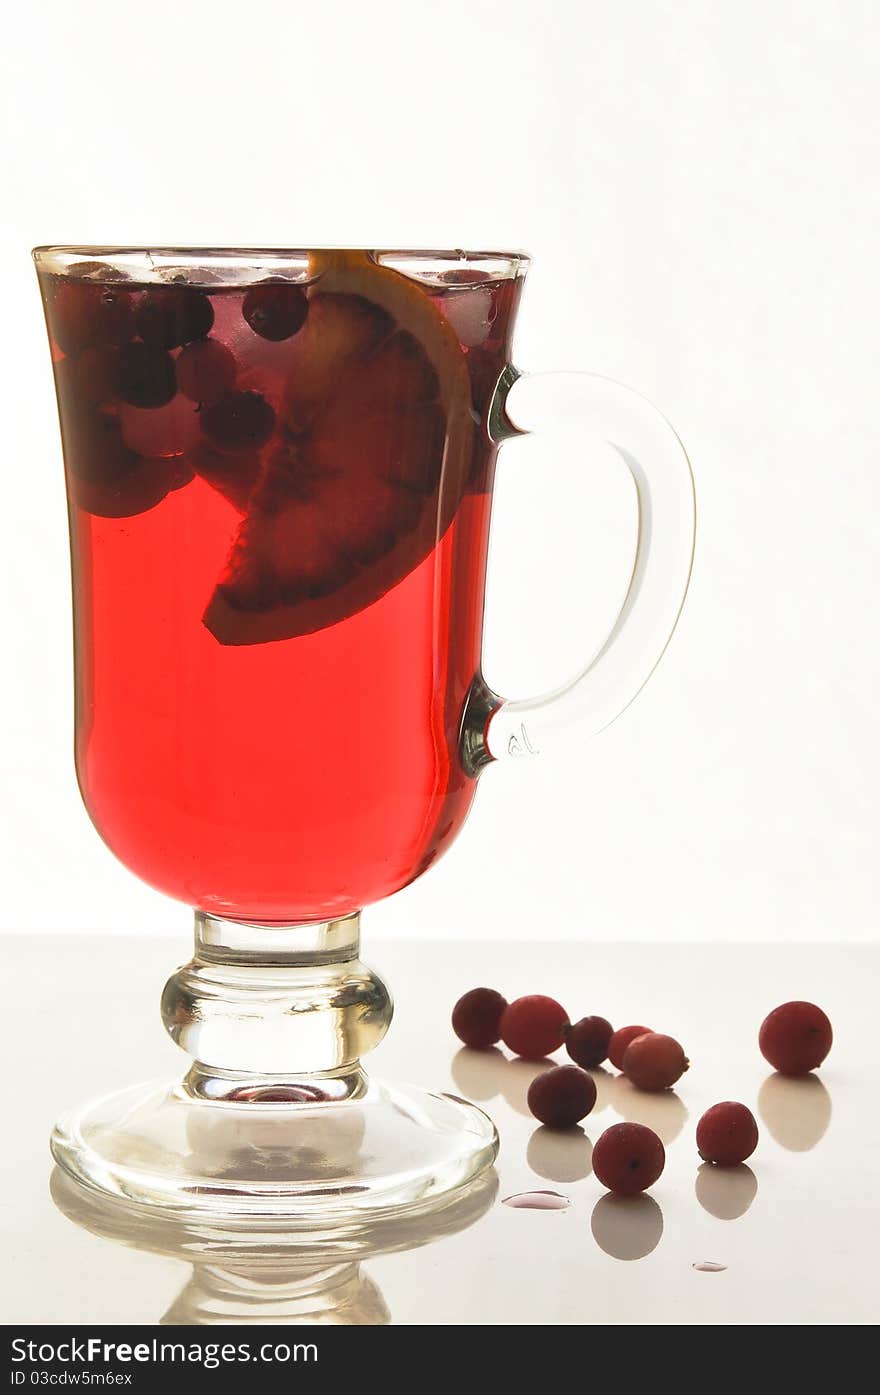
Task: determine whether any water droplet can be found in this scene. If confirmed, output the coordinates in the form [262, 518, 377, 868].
[502, 1190, 571, 1210]
[692, 1260, 727, 1272]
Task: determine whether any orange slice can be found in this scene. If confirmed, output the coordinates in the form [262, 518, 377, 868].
[203, 252, 473, 644]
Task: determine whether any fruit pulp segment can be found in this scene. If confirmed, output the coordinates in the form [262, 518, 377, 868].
[41, 259, 520, 920]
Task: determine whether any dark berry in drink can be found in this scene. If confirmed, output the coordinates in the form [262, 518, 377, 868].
[176, 339, 237, 404]
[500, 995, 569, 1060]
[697, 1102, 759, 1165]
[622, 1032, 689, 1091]
[243, 283, 309, 341]
[592, 1123, 665, 1196]
[565, 1015, 614, 1069]
[64, 409, 139, 485]
[201, 391, 276, 452]
[527, 1064, 597, 1128]
[75, 456, 183, 518]
[607, 1024, 652, 1071]
[48, 281, 134, 354]
[113, 343, 177, 408]
[135, 287, 214, 348]
[451, 987, 508, 1049]
[759, 1001, 832, 1076]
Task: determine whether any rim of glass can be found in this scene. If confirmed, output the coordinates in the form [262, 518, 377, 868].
[32, 245, 531, 287]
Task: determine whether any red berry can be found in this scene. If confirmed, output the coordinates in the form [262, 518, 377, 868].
[500, 995, 569, 1060]
[565, 1016, 613, 1069]
[136, 288, 214, 348]
[608, 1024, 652, 1072]
[592, 1123, 665, 1196]
[451, 988, 508, 1049]
[176, 339, 237, 404]
[201, 391, 276, 452]
[243, 283, 309, 341]
[112, 343, 177, 408]
[697, 1102, 759, 1165]
[759, 1001, 832, 1076]
[527, 1065, 597, 1128]
[622, 1032, 689, 1091]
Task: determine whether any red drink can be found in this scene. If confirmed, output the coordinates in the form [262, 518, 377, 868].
[38, 252, 520, 922]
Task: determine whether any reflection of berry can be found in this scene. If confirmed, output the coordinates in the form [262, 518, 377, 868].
[622, 1032, 689, 1091]
[608, 1024, 652, 1071]
[566, 1016, 613, 1069]
[697, 1102, 759, 1165]
[50, 282, 134, 354]
[113, 343, 177, 408]
[759, 1001, 832, 1076]
[243, 283, 309, 341]
[437, 269, 494, 286]
[177, 339, 237, 404]
[592, 1123, 665, 1196]
[135, 288, 214, 348]
[527, 1065, 597, 1128]
[452, 988, 507, 1048]
[201, 391, 276, 452]
[500, 995, 569, 1060]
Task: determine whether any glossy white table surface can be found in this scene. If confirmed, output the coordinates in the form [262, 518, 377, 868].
[1, 934, 873, 1325]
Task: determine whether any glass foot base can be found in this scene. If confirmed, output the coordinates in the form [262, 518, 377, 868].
[51, 1077, 498, 1229]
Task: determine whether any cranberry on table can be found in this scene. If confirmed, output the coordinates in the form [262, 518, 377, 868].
[243, 283, 310, 341]
[201, 390, 276, 452]
[622, 1032, 689, 1091]
[608, 1024, 652, 1072]
[500, 995, 569, 1060]
[527, 1065, 597, 1128]
[135, 287, 214, 349]
[759, 1001, 833, 1076]
[565, 1015, 614, 1069]
[451, 987, 508, 1049]
[592, 1123, 665, 1196]
[697, 1102, 759, 1165]
[176, 339, 237, 404]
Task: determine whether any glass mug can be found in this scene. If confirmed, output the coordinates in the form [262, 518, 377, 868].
[35, 246, 694, 1225]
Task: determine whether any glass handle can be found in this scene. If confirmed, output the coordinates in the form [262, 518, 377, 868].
[481, 369, 696, 762]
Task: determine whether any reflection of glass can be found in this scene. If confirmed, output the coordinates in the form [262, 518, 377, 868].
[35, 244, 694, 1225]
[695, 1163, 758, 1220]
[590, 1194, 664, 1261]
[603, 1075, 689, 1143]
[50, 1167, 497, 1326]
[527, 1126, 593, 1183]
[166, 1264, 390, 1327]
[758, 1073, 832, 1152]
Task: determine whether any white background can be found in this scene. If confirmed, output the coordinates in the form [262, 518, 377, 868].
[2, 0, 878, 942]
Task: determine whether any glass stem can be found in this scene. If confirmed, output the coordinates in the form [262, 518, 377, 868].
[161, 911, 392, 1102]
